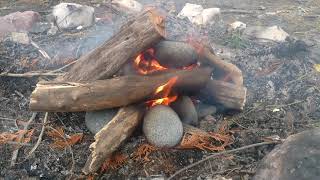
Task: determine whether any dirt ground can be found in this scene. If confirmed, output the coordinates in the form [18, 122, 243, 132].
[1, 0, 320, 179]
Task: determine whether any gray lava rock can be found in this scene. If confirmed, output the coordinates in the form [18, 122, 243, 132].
[253, 128, 320, 180]
[154, 41, 197, 68]
[85, 108, 118, 134]
[195, 102, 217, 118]
[171, 96, 198, 126]
[143, 105, 183, 148]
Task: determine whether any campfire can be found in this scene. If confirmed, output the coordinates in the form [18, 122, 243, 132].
[133, 48, 179, 107]
[28, 9, 246, 174]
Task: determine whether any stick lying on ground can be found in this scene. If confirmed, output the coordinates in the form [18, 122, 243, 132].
[58, 9, 165, 82]
[29, 68, 212, 112]
[82, 105, 144, 174]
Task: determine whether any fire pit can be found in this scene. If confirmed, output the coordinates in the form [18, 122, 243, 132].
[27, 9, 246, 174]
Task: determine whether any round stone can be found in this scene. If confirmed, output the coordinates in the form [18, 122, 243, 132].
[143, 105, 183, 148]
[195, 102, 217, 118]
[154, 41, 197, 68]
[171, 96, 198, 126]
[85, 108, 118, 134]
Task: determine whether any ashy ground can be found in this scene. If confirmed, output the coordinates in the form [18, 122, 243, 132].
[0, 0, 319, 179]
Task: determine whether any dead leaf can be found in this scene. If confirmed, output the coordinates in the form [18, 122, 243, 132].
[46, 127, 83, 149]
[100, 153, 128, 172]
[46, 127, 64, 139]
[217, 120, 229, 134]
[23, 129, 35, 143]
[256, 61, 283, 76]
[86, 175, 95, 180]
[314, 64, 320, 72]
[178, 130, 233, 151]
[0, 129, 34, 145]
[132, 143, 157, 162]
[18, 57, 39, 70]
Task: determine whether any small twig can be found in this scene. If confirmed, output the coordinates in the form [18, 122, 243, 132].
[49, 60, 77, 73]
[285, 73, 309, 85]
[0, 60, 76, 78]
[10, 112, 37, 167]
[221, 9, 255, 14]
[6, 141, 32, 146]
[30, 40, 51, 60]
[26, 112, 49, 159]
[0, 116, 16, 121]
[266, 100, 305, 109]
[14, 90, 25, 99]
[168, 141, 280, 180]
[211, 166, 242, 176]
[0, 72, 65, 78]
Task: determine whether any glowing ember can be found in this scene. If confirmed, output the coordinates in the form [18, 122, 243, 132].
[147, 76, 178, 107]
[134, 48, 168, 75]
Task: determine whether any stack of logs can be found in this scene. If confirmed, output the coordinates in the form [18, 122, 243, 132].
[29, 9, 246, 174]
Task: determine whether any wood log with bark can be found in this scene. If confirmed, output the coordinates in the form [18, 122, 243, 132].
[200, 47, 243, 86]
[199, 79, 247, 111]
[58, 9, 165, 82]
[82, 105, 145, 174]
[187, 40, 244, 86]
[29, 68, 212, 112]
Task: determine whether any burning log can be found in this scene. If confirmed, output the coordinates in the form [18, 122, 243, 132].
[58, 9, 165, 82]
[82, 105, 145, 174]
[201, 48, 243, 86]
[187, 40, 243, 86]
[29, 68, 212, 112]
[199, 79, 247, 111]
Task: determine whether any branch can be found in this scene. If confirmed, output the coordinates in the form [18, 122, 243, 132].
[26, 112, 49, 159]
[0, 72, 64, 78]
[10, 112, 37, 167]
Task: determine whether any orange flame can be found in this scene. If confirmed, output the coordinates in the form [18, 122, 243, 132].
[147, 76, 178, 107]
[133, 47, 198, 107]
[134, 48, 168, 75]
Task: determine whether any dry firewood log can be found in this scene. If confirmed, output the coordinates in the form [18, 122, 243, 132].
[199, 79, 247, 111]
[57, 9, 165, 82]
[187, 41, 244, 86]
[82, 105, 145, 174]
[29, 68, 212, 112]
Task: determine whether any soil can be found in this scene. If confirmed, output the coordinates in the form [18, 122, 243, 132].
[1, 0, 319, 179]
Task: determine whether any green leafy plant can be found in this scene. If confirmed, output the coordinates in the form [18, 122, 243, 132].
[224, 30, 249, 49]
